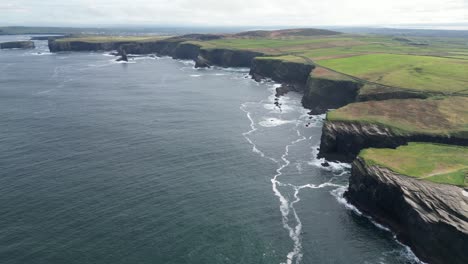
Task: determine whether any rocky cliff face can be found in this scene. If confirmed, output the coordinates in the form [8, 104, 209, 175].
[1, 41, 35, 49]
[48, 39, 135, 52]
[302, 76, 362, 114]
[249, 58, 314, 90]
[197, 49, 264, 68]
[319, 121, 468, 162]
[346, 158, 468, 264]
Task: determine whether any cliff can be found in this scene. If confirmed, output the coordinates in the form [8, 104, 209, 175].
[319, 121, 468, 162]
[302, 67, 362, 114]
[249, 57, 314, 91]
[319, 97, 468, 162]
[197, 48, 264, 68]
[48, 39, 134, 52]
[1, 40, 35, 49]
[345, 157, 468, 264]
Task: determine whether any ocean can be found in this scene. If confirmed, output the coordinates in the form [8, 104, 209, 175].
[0, 35, 421, 264]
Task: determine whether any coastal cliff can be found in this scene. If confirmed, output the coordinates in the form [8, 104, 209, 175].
[197, 49, 264, 68]
[249, 57, 314, 91]
[302, 67, 362, 114]
[1, 40, 35, 49]
[318, 97, 468, 162]
[46, 36, 369, 113]
[345, 157, 468, 264]
[318, 121, 468, 162]
[48, 39, 135, 52]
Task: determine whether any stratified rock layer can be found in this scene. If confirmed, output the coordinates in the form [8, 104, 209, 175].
[319, 121, 468, 162]
[346, 158, 468, 264]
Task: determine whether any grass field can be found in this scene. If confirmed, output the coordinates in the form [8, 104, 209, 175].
[360, 143, 468, 187]
[327, 96, 468, 137]
[318, 54, 468, 94]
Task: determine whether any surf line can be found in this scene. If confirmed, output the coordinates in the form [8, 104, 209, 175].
[240, 89, 345, 264]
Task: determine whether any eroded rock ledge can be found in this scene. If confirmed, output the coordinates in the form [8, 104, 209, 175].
[345, 157, 468, 264]
[319, 121, 468, 162]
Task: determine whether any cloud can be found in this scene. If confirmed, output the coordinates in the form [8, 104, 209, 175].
[0, 0, 467, 27]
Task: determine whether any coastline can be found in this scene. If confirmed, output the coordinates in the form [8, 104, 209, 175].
[43, 35, 466, 264]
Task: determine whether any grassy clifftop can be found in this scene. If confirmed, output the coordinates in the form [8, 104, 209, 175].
[360, 143, 468, 187]
[327, 96, 468, 137]
[53, 29, 468, 98]
[319, 54, 468, 94]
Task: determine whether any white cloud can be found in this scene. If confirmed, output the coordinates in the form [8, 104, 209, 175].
[0, 0, 467, 27]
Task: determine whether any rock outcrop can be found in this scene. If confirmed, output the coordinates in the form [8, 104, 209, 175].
[48, 39, 134, 52]
[345, 158, 468, 264]
[1, 41, 35, 49]
[116, 48, 128, 62]
[197, 49, 264, 68]
[319, 121, 468, 162]
[250, 58, 314, 91]
[302, 69, 362, 114]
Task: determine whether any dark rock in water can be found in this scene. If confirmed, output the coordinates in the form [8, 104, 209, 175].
[195, 56, 210, 68]
[251, 72, 264, 82]
[1, 41, 35, 49]
[321, 162, 330, 167]
[116, 48, 128, 62]
[275, 83, 302, 97]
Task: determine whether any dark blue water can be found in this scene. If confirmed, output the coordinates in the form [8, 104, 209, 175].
[0, 36, 422, 264]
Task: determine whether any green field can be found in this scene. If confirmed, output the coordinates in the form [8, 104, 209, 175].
[318, 54, 468, 94]
[327, 96, 468, 137]
[360, 143, 468, 187]
[194, 33, 468, 95]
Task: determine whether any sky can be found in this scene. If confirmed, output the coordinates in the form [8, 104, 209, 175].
[1, 0, 468, 28]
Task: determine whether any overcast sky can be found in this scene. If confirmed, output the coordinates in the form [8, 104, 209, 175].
[1, 0, 467, 28]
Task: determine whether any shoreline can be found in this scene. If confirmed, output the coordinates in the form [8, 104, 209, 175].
[43, 35, 466, 264]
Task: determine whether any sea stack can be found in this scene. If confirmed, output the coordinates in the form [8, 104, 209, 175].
[116, 48, 128, 62]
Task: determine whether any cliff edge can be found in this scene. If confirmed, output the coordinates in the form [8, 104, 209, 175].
[346, 156, 468, 264]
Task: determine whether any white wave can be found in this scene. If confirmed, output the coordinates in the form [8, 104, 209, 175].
[331, 186, 426, 263]
[212, 66, 250, 73]
[102, 52, 116, 57]
[112, 60, 136, 64]
[178, 59, 196, 66]
[30, 51, 53, 56]
[238, 73, 423, 264]
[239, 102, 278, 164]
[259, 117, 296, 127]
[190, 74, 202, 77]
